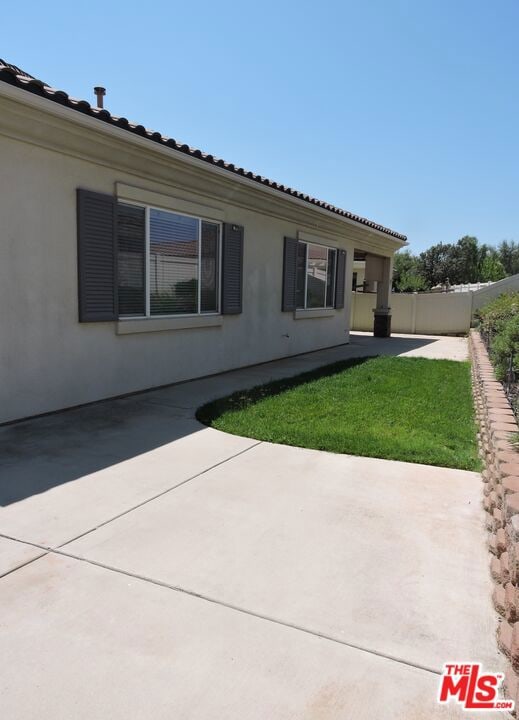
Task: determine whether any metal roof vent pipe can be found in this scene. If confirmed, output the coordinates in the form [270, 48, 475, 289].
[94, 86, 106, 109]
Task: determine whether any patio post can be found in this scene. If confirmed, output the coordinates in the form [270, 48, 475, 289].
[373, 256, 393, 337]
[365, 254, 393, 337]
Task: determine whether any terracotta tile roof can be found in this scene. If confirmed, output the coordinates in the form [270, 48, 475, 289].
[0, 59, 38, 81]
[0, 58, 407, 242]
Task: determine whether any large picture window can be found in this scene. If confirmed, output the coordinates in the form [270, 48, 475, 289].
[118, 204, 220, 317]
[295, 241, 337, 310]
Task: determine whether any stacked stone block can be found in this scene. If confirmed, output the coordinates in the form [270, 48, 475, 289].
[471, 330, 519, 708]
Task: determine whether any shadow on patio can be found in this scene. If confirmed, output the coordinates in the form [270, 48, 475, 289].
[0, 332, 451, 511]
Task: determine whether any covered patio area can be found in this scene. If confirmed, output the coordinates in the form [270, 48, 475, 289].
[352, 250, 394, 337]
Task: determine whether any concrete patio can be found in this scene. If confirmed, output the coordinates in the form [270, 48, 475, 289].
[0, 333, 504, 718]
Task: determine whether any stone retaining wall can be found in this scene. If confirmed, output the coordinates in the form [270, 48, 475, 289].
[471, 329, 519, 706]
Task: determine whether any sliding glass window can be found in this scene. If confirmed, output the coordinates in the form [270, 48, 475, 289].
[118, 204, 220, 317]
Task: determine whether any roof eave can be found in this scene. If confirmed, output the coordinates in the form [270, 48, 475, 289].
[0, 76, 408, 247]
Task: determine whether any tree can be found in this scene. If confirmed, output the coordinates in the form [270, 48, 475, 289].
[397, 272, 428, 292]
[417, 243, 455, 288]
[392, 251, 427, 292]
[393, 236, 515, 292]
[498, 240, 519, 276]
[452, 235, 487, 283]
[480, 251, 506, 282]
[417, 236, 507, 287]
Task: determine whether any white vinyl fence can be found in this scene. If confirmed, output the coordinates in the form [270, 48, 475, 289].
[471, 274, 519, 312]
[350, 274, 519, 335]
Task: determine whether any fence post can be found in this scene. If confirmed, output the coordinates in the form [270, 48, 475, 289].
[411, 292, 418, 334]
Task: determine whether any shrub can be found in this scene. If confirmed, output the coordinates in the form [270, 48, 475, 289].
[477, 293, 519, 394]
[476, 292, 519, 341]
[490, 315, 519, 381]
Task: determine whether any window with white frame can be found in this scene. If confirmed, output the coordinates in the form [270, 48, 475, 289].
[295, 241, 337, 309]
[117, 203, 221, 317]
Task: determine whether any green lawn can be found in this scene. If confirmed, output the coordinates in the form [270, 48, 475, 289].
[197, 356, 480, 470]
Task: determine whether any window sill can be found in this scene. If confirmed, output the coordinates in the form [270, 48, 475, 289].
[116, 315, 223, 335]
[294, 308, 336, 320]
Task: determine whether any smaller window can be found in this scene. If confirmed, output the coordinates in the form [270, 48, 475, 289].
[296, 240, 337, 310]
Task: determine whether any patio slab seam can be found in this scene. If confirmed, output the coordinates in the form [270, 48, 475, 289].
[0, 537, 48, 579]
[0, 440, 263, 553]
[0, 535, 443, 678]
[55, 440, 264, 550]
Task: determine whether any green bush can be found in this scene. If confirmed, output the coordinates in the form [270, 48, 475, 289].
[477, 292, 519, 382]
[490, 315, 519, 381]
[476, 292, 519, 339]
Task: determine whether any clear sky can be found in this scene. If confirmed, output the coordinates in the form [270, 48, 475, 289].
[2, 0, 518, 252]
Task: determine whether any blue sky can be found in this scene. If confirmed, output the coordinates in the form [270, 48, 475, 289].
[2, 0, 518, 252]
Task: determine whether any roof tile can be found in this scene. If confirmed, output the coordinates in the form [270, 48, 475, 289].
[0, 58, 407, 241]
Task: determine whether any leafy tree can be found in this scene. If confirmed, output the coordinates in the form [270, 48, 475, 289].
[480, 251, 506, 282]
[393, 250, 414, 287]
[498, 240, 519, 276]
[397, 272, 428, 292]
[392, 251, 427, 292]
[392, 236, 515, 292]
[417, 242, 455, 288]
[452, 235, 487, 283]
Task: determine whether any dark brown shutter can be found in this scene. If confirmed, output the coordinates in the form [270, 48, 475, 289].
[77, 189, 117, 322]
[221, 223, 244, 314]
[117, 203, 146, 316]
[335, 249, 346, 309]
[282, 237, 298, 311]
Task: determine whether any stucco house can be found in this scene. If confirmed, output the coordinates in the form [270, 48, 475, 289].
[0, 59, 407, 425]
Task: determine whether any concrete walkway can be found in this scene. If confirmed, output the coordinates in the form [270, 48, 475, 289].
[0, 333, 503, 718]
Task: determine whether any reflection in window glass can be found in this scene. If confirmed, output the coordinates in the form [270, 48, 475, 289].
[326, 248, 337, 307]
[117, 204, 146, 316]
[200, 221, 219, 313]
[149, 210, 199, 315]
[306, 244, 327, 308]
[295, 241, 307, 309]
[295, 241, 339, 309]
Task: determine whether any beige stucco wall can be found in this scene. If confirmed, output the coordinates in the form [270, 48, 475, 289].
[0, 139, 347, 423]
[0, 84, 403, 424]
